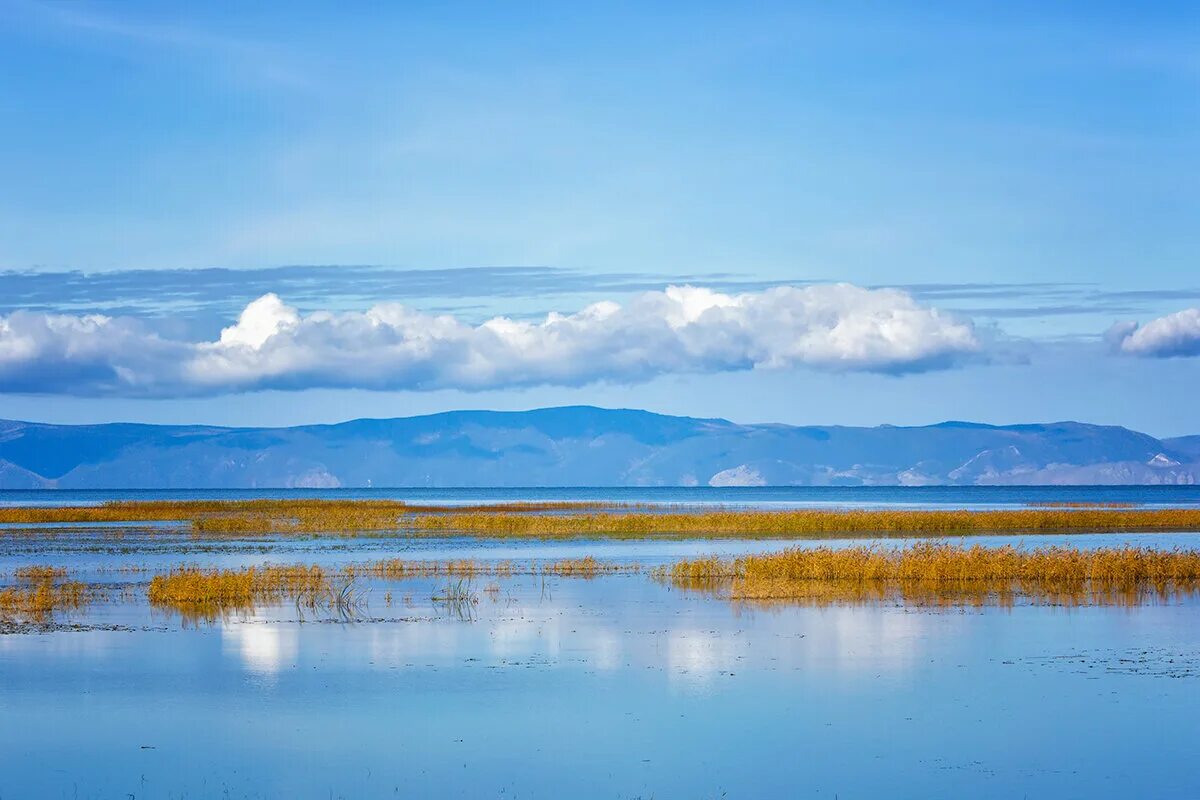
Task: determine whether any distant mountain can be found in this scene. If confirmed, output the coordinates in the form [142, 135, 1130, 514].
[0, 407, 1196, 488]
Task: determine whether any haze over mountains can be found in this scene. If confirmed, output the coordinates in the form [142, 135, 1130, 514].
[0, 407, 1196, 489]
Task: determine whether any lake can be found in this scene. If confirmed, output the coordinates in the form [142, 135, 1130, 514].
[2, 488, 1199, 798]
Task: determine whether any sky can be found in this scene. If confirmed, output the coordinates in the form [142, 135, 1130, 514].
[0, 1, 1197, 435]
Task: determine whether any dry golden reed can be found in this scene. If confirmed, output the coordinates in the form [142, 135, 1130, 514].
[148, 564, 329, 607]
[660, 542, 1200, 607]
[147, 556, 639, 621]
[0, 583, 89, 618]
[13, 565, 68, 581]
[5, 500, 1200, 540]
[0, 499, 622, 536]
[397, 507, 1200, 539]
[1, 565, 88, 620]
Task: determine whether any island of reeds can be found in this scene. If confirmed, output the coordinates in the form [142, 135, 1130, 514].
[3, 499, 1200, 539]
[658, 542, 1200, 607]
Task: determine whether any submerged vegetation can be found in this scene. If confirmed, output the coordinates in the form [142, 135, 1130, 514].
[4, 500, 1200, 540]
[343, 556, 638, 580]
[659, 542, 1200, 607]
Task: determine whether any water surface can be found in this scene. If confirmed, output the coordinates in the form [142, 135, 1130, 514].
[3, 491, 1200, 798]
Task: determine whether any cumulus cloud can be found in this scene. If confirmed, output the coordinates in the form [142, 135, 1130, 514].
[1106, 307, 1200, 358]
[0, 284, 979, 396]
[0, 311, 187, 394]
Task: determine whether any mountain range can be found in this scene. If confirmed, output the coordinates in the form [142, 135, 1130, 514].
[0, 406, 1196, 488]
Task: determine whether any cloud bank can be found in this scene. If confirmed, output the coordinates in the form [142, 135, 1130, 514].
[1106, 307, 1200, 358]
[0, 284, 979, 396]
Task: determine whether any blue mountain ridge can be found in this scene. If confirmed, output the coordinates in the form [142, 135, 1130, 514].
[0, 406, 1195, 488]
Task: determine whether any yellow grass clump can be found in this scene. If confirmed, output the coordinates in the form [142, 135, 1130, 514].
[543, 556, 637, 577]
[659, 542, 1200, 607]
[147, 564, 341, 623]
[149, 564, 328, 604]
[13, 565, 69, 581]
[0, 565, 88, 620]
[0, 582, 89, 618]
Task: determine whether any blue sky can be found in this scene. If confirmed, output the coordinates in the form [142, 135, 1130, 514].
[0, 1, 1197, 434]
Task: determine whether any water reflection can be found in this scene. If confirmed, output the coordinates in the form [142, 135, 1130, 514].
[221, 619, 298, 675]
[4, 564, 1200, 799]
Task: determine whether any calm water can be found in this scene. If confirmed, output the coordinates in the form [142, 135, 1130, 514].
[2, 488, 1200, 798]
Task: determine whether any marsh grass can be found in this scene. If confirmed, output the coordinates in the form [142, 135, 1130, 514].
[145, 556, 637, 622]
[659, 542, 1200, 607]
[0, 582, 90, 619]
[13, 565, 68, 581]
[0, 565, 89, 621]
[544, 555, 637, 577]
[343, 556, 639, 580]
[400, 508, 1200, 538]
[6, 501, 1200, 540]
[343, 559, 503, 580]
[431, 579, 479, 620]
[0, 499, 626, 536]
[147, 564, 360, 623]
[662, 544, 1200, 606]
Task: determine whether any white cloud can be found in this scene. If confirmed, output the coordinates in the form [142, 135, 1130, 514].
[0, 284, 979, 396]
[0, 310, 187, 393]
[1107, 307, 1200, 358]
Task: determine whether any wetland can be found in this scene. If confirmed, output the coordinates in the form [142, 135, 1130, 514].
[3, 488, 1200, 798]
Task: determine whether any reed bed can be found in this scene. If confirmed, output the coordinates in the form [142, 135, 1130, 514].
[5, 501, 1200, 540]
[659, 543, 1200, 607]
[0, 499, 630, 536]
[0, 565, 89, 620]
[147, 564, 345, 623]
[544, 555, 635, 577]
[0, 582, 90, 618]
[397, 507, 1200, 539]
[148, 564, 329, 605]
[147, 555, 640, 621]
